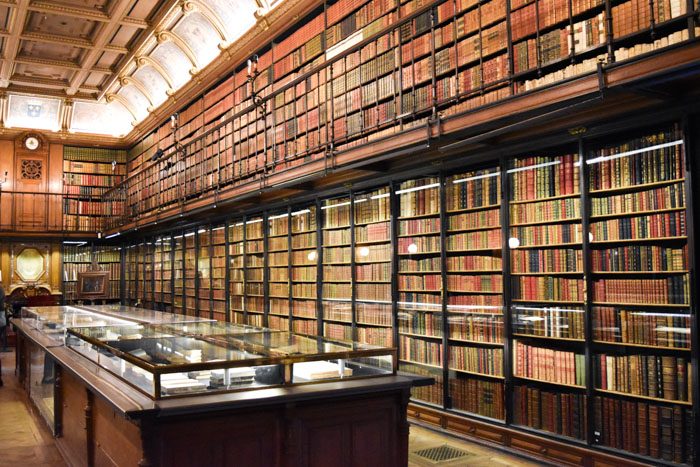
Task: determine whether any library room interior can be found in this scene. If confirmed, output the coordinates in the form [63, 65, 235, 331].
[0, 0, 697, 465]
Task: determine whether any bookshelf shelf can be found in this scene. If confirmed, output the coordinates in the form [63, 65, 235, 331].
[510, 217, 582, 227]
[588, 178, 686, 195]
[509, 193, 580, 205]
[589, 206, 686, 220]
[398, 359, 443, 371]
[592, 302, 690, 308]
[590, 236, 687, 245]
[592, 340, 691, 352]
[510, 271, 583, 276]
[594, 389, 692, 406]
[448, 338, 504, 347]
[513, 375, 586, 390]
[449, 369, 506, 380]
[397, 232, 441, 238]
[512, 333, 585, 343]
[591, 270, 689, 275]
[446, 225, 502, 234]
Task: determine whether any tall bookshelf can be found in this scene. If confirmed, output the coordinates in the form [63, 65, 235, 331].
[173, 233, 185, 314]
[63, 147, 126, 232]
[197, 227, 212, 319]
[587, 126, 693, 464]
[228, 220, 245, 324]
[211, 224, 226, 321]
[124, 244, 139, 304]
[508, 152, 588, 440]
[322, 196, 354, 340]
[396, 176, 444, 407]
[354, 186, 393, 347]
[291, 204, 319, 335]
[445, 166, 505, 420]
[268, 209, 291, 331]
[245, 216, 266, 326]
[184, 230, 197, 316]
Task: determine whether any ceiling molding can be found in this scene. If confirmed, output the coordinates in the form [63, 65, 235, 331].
[65, 0, 137, 96]
[97, 0, 183, 101]
[156, 30, 200, 72]
[184, 1, 228, 44]
[135, 55, 175, 92]
[0, 0, 30, 88]
[120, 77, 155, 111]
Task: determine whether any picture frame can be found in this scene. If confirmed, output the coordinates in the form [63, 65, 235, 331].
[77, 271, 110, 300]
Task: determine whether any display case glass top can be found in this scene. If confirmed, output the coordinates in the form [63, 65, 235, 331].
[66, 324, 396, 399]
[80, 305, 214, 325]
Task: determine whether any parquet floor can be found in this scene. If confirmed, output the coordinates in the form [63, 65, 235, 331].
[1, 348, 543, 467]
[0, 350, 65, 467]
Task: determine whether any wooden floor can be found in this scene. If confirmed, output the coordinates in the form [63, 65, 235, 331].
[1, 349, 542, 467]
[0, 349, 65, 467]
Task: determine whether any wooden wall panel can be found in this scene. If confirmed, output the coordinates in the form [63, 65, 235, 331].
[93, 396, 143, 467]
[56, 371, 88, 467]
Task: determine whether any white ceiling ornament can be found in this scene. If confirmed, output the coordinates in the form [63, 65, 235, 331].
[71, 100, 133, 137]
[6, 94, 61, 131]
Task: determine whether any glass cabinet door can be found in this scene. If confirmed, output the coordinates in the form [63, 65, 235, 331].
[508, 152, 587, 440]
[396, 176, 444, 407]
[290, 205, 318, 336]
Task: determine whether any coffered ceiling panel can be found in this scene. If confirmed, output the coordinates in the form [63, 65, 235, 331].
[0, 0, 287, 138]
[24, 11, 98, 39]
[19, 40, 84, 63]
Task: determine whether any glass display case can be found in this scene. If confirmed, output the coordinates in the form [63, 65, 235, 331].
[65, 324, 396, 399]
[80, 305, 214, 325]
[20, 306, 136, 344]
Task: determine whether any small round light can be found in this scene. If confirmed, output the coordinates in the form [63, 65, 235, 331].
[307, 251, 317, 261]
[359, 247, 370, 257]
[508, 237, 520, 249]
[407, 243, 418, 254]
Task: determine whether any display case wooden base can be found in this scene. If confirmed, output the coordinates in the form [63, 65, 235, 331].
[15, 323, 417, 467]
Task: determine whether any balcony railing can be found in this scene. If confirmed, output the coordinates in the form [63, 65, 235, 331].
[0, 190, 114, 234]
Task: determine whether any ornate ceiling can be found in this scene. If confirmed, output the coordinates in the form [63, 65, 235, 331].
[0, 0, 280, 139]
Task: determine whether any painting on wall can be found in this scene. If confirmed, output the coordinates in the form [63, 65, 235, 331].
[77, 271, 110, 300]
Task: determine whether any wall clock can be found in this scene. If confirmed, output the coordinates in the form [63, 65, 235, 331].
[24, 135, 40, 151]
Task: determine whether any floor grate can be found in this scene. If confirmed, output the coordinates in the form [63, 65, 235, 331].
[412, 444, 474, 464]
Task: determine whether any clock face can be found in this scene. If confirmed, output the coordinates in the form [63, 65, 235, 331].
[24, 136, 40, 151]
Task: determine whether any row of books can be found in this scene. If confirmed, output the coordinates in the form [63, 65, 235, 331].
[590, 245, 687, 272]
[514, 340, 586, 386]
[400, 335, 443, 366]
[590, 183, 685, 217]
[449, 346, 503, 376]
[450, 378, 505, 419]
[592, 276, 689, 305]
[596, 354, 691, 402]
[593, 307, 690, 348]
[63, 160, 126, 175]
[513, 276, 584, 302]
[590, 211, 686, 241]
[509, 155, 580, 201]
[449, 314, 503, 343]
[64, 146, 127, 163]
[588, 129, 683, 191]
[513, 386, 588, 439]
[511, 248, 582, 273]
[447, 210, 499, 233]
[594, 397, 694, 464]
[447, 274, 502, 292]
[447, 170, 500, 211]
[64, 173, 122, 187]
[510, 197, 580, 225]
[511, 223, 582, 246]
[513, 307, 585, 339]
[399, 310, 442, 337]
[446, 230, 501, 251]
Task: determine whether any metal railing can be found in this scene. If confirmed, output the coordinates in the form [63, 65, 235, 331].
[0, 190, 115, 234]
